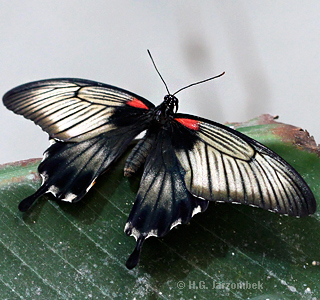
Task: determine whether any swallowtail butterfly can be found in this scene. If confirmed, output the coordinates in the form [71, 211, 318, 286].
[3, 54, 316, 269]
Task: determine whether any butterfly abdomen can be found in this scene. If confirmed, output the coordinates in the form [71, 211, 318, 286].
[124, 135, 154, 176]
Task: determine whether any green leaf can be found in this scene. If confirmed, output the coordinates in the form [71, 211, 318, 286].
[0, 115, 319, 299]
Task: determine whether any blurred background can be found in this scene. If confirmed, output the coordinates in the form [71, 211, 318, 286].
[0, 1, 319, 164]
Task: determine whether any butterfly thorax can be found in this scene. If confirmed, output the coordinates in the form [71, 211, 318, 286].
[154, 94, 178, 124]
[124, 94, 179, 177]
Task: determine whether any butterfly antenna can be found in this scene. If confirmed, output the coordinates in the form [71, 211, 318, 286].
[173, 71, 225, 96]
[147, 49, 171, 95]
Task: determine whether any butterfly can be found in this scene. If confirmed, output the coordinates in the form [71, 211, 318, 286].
[3, 54, 316, 269]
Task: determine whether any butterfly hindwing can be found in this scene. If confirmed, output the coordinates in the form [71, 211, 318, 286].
[3, 78, 154, 142]
[124, 128, 209, 269]
[19, 123, 153, 211]
[173, 114, 316, 217]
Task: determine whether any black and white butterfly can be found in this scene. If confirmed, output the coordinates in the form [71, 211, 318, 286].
[3, 56, 316, 269]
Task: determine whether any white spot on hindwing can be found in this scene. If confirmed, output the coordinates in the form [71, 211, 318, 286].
[48, 185, 59, 196]
[86, 178, 97, 193]
[126, 216, 190, 242]
[47, 185, 77, 203]
[191, 205, 202, 217]
[124, 222, 159, 241]
[41, 139, 57, 162]
[49, 139, 57, 146]
[148, 229, 159, 238]
[40, 172, 48, 184]
[64, 192, 77, 203]
[170, 218, 182, 230]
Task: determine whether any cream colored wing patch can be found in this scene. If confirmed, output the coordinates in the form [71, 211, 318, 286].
[3, 79, 152, 142]
[175, 121, 315, 217]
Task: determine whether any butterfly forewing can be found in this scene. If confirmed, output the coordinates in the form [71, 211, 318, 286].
[174, 114, 316, 217]
[3, 78, 154, 142]
[4, 78, 155, 211]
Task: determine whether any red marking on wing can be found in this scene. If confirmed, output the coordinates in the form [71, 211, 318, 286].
[127, 98, 149, 110]
[175, 118, 200, 130]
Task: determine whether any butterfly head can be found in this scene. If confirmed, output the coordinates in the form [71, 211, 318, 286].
[153, 94, 179, 124]
[164, 94, 179, 114]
